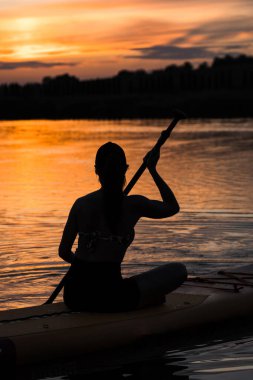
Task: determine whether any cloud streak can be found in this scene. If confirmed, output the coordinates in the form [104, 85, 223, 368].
[0, 60, 78, 70]
[170, 16, 253, 47]
[129, 45, 217, 60]
[128, 14, 253, 61]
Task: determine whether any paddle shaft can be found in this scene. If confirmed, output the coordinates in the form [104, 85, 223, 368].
[44, 115, 183, 304]
[45, 274, 68, 304]
[124, 116, 181, 195]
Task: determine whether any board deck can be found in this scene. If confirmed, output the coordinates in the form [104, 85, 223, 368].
[1, 264, 253, 366]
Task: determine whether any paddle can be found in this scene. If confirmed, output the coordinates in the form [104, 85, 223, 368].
[124, 110, 185, 195]
[44, 110, 186, 305]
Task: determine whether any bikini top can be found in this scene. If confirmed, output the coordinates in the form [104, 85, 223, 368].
[78, 229, 135, 252]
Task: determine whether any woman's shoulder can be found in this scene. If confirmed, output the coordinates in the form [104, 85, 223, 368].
[126, 194, 149, 204]
[73, 190, 102, 208]
[125, 194, 150, 211]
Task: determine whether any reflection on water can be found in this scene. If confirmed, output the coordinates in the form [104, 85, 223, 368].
[17, 318, 253, 380]
[166, 322, 253, 380]
[0, 118, 253, 310]
[1, 118, 253, 378]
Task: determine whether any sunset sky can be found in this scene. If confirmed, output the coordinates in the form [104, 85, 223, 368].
[1, 0, 253, 84]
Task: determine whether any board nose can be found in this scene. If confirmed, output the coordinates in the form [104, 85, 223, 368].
[0, 338, 16, 370]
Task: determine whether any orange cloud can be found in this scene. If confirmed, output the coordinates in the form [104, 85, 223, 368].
[0, 0, 252, 83]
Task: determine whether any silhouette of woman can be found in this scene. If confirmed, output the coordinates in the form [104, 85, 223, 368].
[59, 142, 187, 312]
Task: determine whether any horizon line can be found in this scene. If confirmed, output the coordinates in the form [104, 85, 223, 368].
[1, 53, 252, 86]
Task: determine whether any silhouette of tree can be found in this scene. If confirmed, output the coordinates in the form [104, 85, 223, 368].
[0, 55, 253, 119]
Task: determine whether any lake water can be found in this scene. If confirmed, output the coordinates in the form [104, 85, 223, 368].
[0, 118, 253, 379]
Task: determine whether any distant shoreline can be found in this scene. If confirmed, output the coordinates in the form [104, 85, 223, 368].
[1, 55, 252, 120]
[0, 90, 252, 121]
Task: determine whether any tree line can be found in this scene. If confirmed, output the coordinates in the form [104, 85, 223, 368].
[0, 55, 253, 119]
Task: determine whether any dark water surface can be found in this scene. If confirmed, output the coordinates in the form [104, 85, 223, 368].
[0, 118, 253, 379]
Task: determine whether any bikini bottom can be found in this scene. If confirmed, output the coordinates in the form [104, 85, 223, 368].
[63, 258, 140, 312]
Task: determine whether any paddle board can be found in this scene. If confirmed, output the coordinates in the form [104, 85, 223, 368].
[1, 264, 253, 366]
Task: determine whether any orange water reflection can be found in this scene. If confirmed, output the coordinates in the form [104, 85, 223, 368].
[0, 119, 253, 310]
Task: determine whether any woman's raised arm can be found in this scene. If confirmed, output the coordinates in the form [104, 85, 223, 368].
[133, 149, 179, 219]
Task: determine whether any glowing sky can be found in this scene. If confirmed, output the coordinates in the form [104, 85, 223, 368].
[1, 0, 253, 83]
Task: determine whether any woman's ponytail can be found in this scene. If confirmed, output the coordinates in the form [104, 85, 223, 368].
[95, 142, 128, 234]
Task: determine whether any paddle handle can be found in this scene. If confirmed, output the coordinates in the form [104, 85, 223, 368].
[124, 113, 184, 195]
